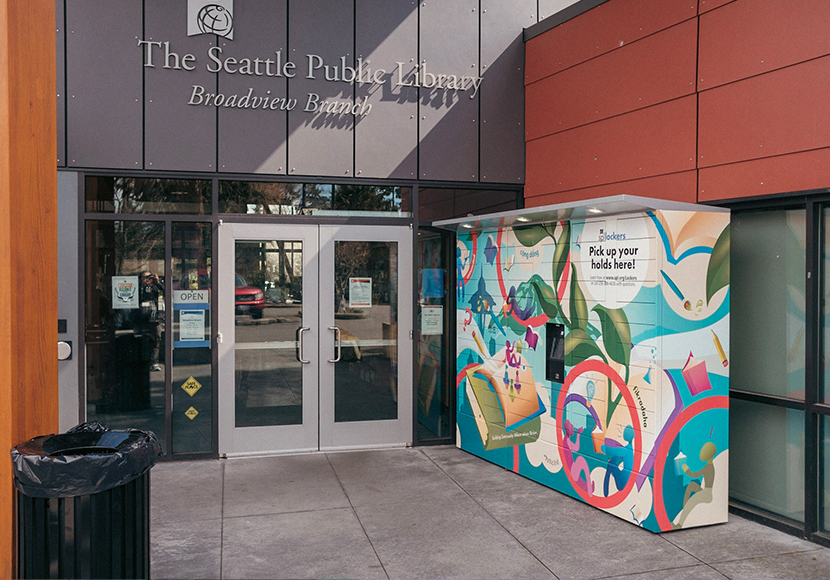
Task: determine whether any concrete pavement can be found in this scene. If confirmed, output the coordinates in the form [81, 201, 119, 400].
[150, 445, 830, 579]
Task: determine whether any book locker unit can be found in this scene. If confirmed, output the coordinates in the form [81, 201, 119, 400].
[438, 196, 730, 532]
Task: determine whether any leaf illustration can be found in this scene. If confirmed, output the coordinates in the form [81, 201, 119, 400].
[592, 304, 631, 369]
[528, 275, 560, 320]
[606, 384, 624, 430]
[502, 313, 530, 335]
[552, 221, 571, 285]
[705, 224, 730, 304]
[513, 225, 550, 247]
[569, 265, 589, 331]
[564, 328, 605, 366]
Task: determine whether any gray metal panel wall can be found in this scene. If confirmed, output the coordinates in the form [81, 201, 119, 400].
[60, 1, 536, 184]
[57, 171, 79, 430]
[66, 0, 142, 169]
[56, 0, 65, 167]
[144, 0, 216, 172]
[418, 0, 479, 182]
[287, 1, 355, 178]
[480, 0, 536, 184]
[539, 0, 580, 20]
[217, 0, 288, 175]
[354, 0, 418, 179]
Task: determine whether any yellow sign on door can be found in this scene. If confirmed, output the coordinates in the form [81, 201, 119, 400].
[181, 376, 202, 397]
[185, 406, 199, 420]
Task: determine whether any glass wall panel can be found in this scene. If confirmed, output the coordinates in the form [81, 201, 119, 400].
[219, 181, 411, 217]
[304, 184, 333, 212]
[822, 207, 830, 404]
[219, 181, 304, 215]
[730, 398, 804, 522]
[86, 176, 211, 214]
[331, 185, 410, 216]
[417, 230, 451, 440]
[171, 223, 212, 454]
[333, 241, 398, 423]
[234, 240, 305, 428]
[85, 220, 166, 449]
[418, 187, 520, 222]
[823, 415, 830, 532]
[731, 209, 806, 400]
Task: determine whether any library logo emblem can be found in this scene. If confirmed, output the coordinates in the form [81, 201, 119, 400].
[188, 0, 234, 40]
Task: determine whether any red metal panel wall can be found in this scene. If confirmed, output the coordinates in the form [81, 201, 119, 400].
[526, 19, 697, 140]
[526, 0, 830, 205]
[699, 0, 830, 90]
[525, 0, 697, 84]
[526, 171, 698, 207]
[526, 96, 697, 197]
[699, 0, 735, 14]
[699, 57, 830, 168]
[699, 149, 830, 202]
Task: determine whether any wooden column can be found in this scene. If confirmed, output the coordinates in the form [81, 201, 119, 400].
[0, 1, 58, 576]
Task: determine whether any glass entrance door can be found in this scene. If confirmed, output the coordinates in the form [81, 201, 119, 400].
[218, 223, 412, 454]
[318, 226, 412, 449]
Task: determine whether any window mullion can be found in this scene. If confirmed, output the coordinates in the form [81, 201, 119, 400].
[805, 200, 820, 538]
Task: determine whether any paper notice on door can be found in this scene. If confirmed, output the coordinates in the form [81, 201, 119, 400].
[180, 310, 206, 341]
[421, 305, 443, 335]
[112, 276, 139, 309]
[349, 277, 372, 308]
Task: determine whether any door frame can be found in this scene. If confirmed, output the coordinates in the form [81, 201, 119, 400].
[217, 221, 413, 455]
[318, 224, 413, 450]
[217, 222, 320, 455]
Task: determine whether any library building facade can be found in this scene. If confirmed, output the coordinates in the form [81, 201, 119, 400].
[41, 0, 830, 545]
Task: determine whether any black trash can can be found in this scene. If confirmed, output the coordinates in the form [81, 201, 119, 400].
[11, 422, 161, 580]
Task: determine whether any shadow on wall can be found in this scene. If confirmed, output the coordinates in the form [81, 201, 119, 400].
[62, 0, 530, 183]
[206, 0, 525, 183]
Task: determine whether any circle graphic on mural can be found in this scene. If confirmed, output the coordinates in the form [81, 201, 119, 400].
[556, 360, 642, 509]
[652, 396, 729, 531]
[197, 5, 233, 38]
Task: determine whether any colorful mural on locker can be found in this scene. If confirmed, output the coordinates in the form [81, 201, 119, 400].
[456, 210, 730, 532]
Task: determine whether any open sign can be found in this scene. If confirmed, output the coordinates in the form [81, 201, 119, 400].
[173, 290, 209, 305]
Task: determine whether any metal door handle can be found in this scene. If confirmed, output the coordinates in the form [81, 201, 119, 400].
[296, 326, 310, 364]
[328, 326, 341, 363]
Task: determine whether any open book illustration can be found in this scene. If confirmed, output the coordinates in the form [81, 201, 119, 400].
[682, 352, 712, 396]
[464, 348, 546, 450]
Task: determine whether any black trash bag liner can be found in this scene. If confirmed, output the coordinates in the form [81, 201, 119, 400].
[66, 420, 109, 434]
[11, 423, 161, 498]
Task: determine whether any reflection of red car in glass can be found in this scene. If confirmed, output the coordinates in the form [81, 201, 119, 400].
[235, 274, 265, 319]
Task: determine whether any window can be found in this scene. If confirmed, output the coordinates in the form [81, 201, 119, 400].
[86, 176, 211, 214]
[728, 197, 830, 546]
[219, 181, 411, 217]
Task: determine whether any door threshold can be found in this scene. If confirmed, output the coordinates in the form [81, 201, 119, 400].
[220, 442, 410, 459]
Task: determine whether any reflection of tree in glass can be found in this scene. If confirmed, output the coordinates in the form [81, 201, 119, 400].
[113, 221, 165, 276]
[219, 181, 303, 214]
[335, 242, 395, 312]
[215, 182, 405, 215]
[303, 183, 332, 212]
[172, 223, 211, 289]
[235, 242, 266, 289]
[335, 242, 370, 313]
[334, 185, 401, 212]
[109, 178, 211, 214]
[274, 242, 303, 302]
[235, 241, 303, 303]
